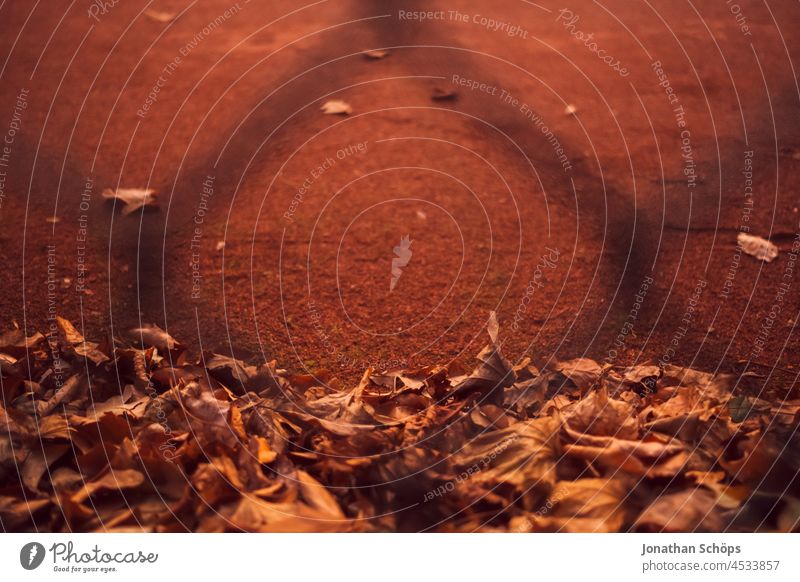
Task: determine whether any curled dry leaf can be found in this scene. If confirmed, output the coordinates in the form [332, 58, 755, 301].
[563, 387, 639, 439]
[513, 478, 629, 532]
[453, 415, 560, 503]
[554, 358, 604, 391]
[432, 87, 457, 101]
[452, 311, 515, 404]
[56, 316, 109, 364]
[72, 469, 146, 504]
[563, 439, 689, 478]
[363, 49, 389, 59]
[35, 374, 85, 416]
[205, 353, 258, 395]
[0, 326, 44, 356]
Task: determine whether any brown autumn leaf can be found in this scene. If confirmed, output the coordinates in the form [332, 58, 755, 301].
[685, 470, 747, 510]
[72, 469, 146, 504]
[205, 353, 258, 395]
[301, 368, 376, 426]
[21, 444, 70, 491]
[554, 358, 604, 391]
[56, 316, 109, 364]
[0, 326, 44, 356]
[776, 497, 800, 532]
[550, 478, 629, 529]
[0, 496, 51, 530]
[144, 9, 176, 23]
[220, 471, 350, 532]
[250, 436, 278, 464]
[363, 49, 389, 59]
[38, 415, 76, 440]
[432, 87, 457, 101]
[453, 415, 560, 505]
[35, 374, 85, 416]
[562, 424, 688, 478]
[513, 478, 630, 532]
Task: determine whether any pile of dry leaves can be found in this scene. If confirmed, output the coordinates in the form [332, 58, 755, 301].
[1, 314, 798, 532]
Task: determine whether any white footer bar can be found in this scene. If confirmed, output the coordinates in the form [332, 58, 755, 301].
[2, 534, 797, 580]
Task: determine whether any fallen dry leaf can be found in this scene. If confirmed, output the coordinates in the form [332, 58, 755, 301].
[453, 415, 560, 504]
[102, 188, 158, 215]
[738, 232, 778, 262]
[635, 488, 723, 532]
[128, 324, 183, 352]
[513, 478, 629, 532]
[563, 387, 639, 439]
[320, 100, 352, 115]
[0, 326, 44, 356]
[144, 9, 176, 23]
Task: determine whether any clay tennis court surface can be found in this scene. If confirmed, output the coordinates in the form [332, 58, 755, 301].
[1, 1, 799, 386]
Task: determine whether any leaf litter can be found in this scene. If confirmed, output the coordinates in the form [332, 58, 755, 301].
[1, 314, 798, 532]
[320, 100, 352, 115]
